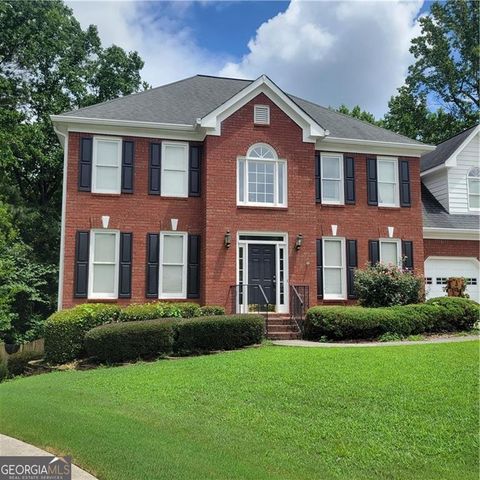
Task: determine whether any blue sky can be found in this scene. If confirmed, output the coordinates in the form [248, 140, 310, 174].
[69, 0, 431, 117]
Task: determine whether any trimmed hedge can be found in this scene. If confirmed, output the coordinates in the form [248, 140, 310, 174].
[199, 305, 225, 316]
[44, 304, 121, 364]
[118, 302, 201, 322]
[85, 314, 264, 363]
[85, 319, 175, 363]
[174, 315, 264, 355]
[0, 360, 7, 383]
[304, 297, 479, 341]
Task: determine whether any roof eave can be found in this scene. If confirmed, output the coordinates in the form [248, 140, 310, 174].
[423, 227, 480, 241]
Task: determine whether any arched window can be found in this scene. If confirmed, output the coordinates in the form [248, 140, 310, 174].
[237, 143, 287, 207]
[467, 167, 480, 210]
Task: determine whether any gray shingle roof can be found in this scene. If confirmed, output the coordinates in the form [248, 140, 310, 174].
[422, 184, 480, 230]
[421, 124, 478, 172]
[62, 75, 424, 145]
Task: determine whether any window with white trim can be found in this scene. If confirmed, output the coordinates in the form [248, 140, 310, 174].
[89, 230, 119, 299]
[254, 105, 270, 125]
[379, 239, 401, 266]
[92, 137, 122, 194]
[161, 142, 188, 197]
[467, 167, 480, 211]
[321, 153, 344, 204]
[322, 237, 346, 299]
[237, 143, 287, 207]
[159, 232, 187, 298]
[377, 157, 399, 207]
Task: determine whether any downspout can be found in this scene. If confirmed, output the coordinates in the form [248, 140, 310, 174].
[53, 125, 68, 310]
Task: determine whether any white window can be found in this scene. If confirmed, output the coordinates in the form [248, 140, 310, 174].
[377, 157, 399, 207]
[321, 153, 344, 204]
[322, 237, 346, 300]
[467, 167, 480, 211]
[161, 142, 188, 197]
[254, 105, 270, 125]
[237, 143, 287, 207]
[92, 137, 122, 194]
[379, 239, 401, 267]
[159, 232, 187, 298]
[88, 230, 119, 299]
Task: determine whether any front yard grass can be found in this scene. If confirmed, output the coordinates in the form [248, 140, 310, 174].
[0, 342, 478, 480]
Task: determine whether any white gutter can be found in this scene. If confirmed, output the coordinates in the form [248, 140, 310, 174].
[423, 227, 480, 241]
[322, 135, 436, 152]
[53, 126, 68, 310]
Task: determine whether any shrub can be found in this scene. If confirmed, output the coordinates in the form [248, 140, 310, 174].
[7, 350, 41, 377]
[173, 314, 264, 355]
[85, 319, 175, 363]
[118, 302, 201, 322]
[304, 301, 474, 341]
[426, 297, 479, 330]
[354, 263, 423, 307]
[0, 360, 7, 382]
[199, 305, 225, 316]
[44, 304, 121, 364]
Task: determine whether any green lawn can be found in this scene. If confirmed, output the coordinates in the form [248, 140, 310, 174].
[0, 342, 478, 480]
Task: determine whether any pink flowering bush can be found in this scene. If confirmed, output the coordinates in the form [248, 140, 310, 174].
[354, 263, 424, 307]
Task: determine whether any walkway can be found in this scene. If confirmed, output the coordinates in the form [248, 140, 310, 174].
[0, 433, 98, 480]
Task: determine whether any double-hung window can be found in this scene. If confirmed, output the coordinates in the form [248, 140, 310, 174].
[88, 230, 120, 299]
[237, 143, 287, 207]
[379, 239, 401, 266]
[322, 237, 346, 299]
[321, 153, 344, 204]
[159, 232, 187, 298]
[377, 157, 399, 207]
[161, 142, 189, 197]
[92, 137, 122, 194]
[467, 167, 480, 211]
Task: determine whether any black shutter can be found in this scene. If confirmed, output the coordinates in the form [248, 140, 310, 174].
[78, 137, 92, 191]
[315, 152, 321, 203]
[399, 159, 411, 207]
[149, 143, 161, 195]
[346, 240, 358, 299]
[344, 156, 356, 204]
[121, 141, 134, 193]
[368, 240, 380, 265]
[316, 239, 323, 298]
[367, 157, 378, 205]
[187, 234, 201, 298]
[402, 240, 414, 271]
[189, 144, 202, 197]
[74, 231, 90, 297]
[146, 233, 159, 297]
[119, 233, 132, 298]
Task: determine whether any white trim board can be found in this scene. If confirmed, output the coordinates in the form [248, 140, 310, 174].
[423, 227, 480, 241]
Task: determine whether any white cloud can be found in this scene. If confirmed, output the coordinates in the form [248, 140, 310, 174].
[67, 0, 227, 87]
[220, 0, 424, 117]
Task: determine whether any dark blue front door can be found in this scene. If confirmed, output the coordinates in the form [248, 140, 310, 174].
[248, 244, 276, 306]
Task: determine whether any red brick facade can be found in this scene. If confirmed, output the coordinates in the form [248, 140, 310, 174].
[61, 93, 425, 310]
[424, 239, 480, 260]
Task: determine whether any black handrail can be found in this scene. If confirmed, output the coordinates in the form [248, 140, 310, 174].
[230, 284, 270, 335]
[290, 285, 309, 336]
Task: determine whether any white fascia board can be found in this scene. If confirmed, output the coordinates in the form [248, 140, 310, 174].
[199, 75, 328, 143]
[420, 164, 448, 177]
[423, 227, 480, 240]
[317, 136, 435, 157]
[445, 125, 480, 168]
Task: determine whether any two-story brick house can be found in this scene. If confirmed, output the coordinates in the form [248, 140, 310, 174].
[51, 74, 434, 320]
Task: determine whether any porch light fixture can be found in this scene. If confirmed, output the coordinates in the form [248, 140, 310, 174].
[224, 230, 231, 249]
[295, 234, 303, 251]
[388, 226, 394, 238]
[101, 215, 110, 229]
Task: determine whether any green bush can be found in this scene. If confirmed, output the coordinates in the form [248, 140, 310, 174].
[354, 263, 423, 307]
[174, 315, 264, 355]
[426, 297, 480, 330]
[0, 360, 7, 382]
[304, 300, 476, 341]
[7, 350, 41, 377]
[44, 304, 121, 364]
[118, 302, 201, 322]
[85, 319, 175, 363]
[199, 305, 226, 316]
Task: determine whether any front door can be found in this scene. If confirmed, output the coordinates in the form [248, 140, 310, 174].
[248, 244, 276, 308]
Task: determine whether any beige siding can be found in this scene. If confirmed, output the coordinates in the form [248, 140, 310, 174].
[423, 169, 449, 211]
[448, 131, 480, 214]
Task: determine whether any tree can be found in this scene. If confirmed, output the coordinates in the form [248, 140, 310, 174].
[336, 104, 380, 126]
[384, 0, 479, 143]
[0, 0, 148, 337]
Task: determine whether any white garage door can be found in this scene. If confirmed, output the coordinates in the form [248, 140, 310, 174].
[425, 257, 480, 302]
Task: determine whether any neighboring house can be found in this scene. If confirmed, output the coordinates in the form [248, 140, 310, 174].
[51, 74, 434, 326]
[421, 125, 480, 302]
